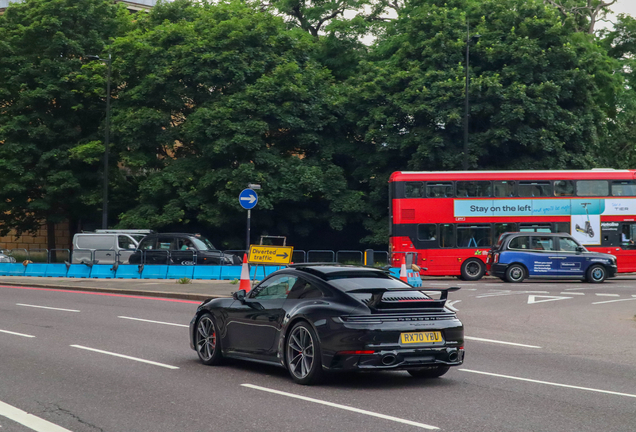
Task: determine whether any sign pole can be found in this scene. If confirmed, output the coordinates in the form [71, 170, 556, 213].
[246, 209, 251, 253]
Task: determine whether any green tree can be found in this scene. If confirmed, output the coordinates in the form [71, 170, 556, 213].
[348, 0, 622, 242]
[0, 0, 130, 251]
[112, 0, 365, 249]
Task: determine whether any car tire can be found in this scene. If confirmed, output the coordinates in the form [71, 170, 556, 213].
[505, 264, 526, 283]
[194, 313, 223, 366]
[586, 265, 606, 283]
[460, 259, 485, 281]
[286, 321, 323, 385]
[407, 365, 450, 379]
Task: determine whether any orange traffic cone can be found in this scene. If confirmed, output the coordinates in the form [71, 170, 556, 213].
[239, 253, 251, 291]
[399, 262, 408, 283]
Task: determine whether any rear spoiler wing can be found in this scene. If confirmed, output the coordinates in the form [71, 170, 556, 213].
[347, 286, 460, 310]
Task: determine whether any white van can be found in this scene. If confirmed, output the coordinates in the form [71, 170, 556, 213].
[72, 231, 150, 264]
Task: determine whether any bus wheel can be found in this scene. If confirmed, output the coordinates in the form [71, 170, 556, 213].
[461, 259, 485, 281]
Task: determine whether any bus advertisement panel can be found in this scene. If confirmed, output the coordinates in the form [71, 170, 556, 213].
[389, 170, 636, 280]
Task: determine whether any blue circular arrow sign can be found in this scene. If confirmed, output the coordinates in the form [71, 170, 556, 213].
[239, 188, 258, 210]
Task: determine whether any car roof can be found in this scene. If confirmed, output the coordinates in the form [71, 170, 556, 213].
[288, 264, 387, 278]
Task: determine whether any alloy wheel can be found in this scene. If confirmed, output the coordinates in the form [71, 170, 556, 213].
[287, 326, 314, 379]
[196, 316, 216, 362]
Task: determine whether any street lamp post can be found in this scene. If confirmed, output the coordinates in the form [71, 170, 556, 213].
[463, 25, 480, 171]
[87, 54, 112, 229]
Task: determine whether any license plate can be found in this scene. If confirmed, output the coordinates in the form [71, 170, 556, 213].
[400, 331, 443, 344]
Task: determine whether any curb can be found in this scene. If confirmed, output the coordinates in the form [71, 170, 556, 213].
[0, 281, 231, 301]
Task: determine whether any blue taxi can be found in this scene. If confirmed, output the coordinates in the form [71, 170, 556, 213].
[487, 232, 617, 283]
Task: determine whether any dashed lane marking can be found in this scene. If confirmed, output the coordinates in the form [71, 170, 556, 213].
[561, 292, 584, 295]
[460, 369, 636, 399]
[70, 345, 179, 369]
[594, 293, 620, 297]
[0, 329, 35, 338]
[592, 297, 636, 305]
[464, 336, 541, 349]
[241, 384, 439, 430]
[0, 399, 71, 432]
[16, 303, 80, 312]
[118, 316, 189, 327]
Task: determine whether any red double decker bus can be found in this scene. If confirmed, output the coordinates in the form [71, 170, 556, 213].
[389, 170, 636, 280]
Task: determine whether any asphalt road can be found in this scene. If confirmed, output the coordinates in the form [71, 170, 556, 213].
[1, 277, 635, 432]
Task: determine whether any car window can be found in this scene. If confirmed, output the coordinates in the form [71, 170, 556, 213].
[558, 237, 580, 252]
[191, 236, 216, 251]
[287, 278, 324, 299]
[118, 235, 136, 250]
[139, 237, 156, 250]
[508, 236, 530, 250]
[157, 237, 173, 250]
[252, 276, 298, 300]
[530, 237, 555, 251]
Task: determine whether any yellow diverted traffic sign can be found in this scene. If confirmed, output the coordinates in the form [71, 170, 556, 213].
[248, 245, 294, 265]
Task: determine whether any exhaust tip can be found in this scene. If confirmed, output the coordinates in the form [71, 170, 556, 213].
[381, 355, 397, 366]
[448, 351, 459, 362]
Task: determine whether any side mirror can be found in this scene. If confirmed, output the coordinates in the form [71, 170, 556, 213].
[576, 246, 585, 253]
[232, 290, 246, 302]
[128, 244, 136, 249]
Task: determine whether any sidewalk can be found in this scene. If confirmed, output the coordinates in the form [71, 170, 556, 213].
[0, 276, 238, 301]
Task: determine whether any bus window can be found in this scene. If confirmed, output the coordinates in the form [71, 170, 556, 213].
[554, 180, 574, 197]
[426, 182, 454, 198]
[494, 223, 516, 243]
[456, 181, 492, 197]
[405, 182, 424, 198]
[518, 181, 552, 197]
[440, 224, 455, 248]
[519, 224, 552, 233]
[553, 222, 570, 234]
[621, 223, 636, 246]
[457, 225, 492, 248]
[612, 181, 636, 197]
[577, 180, 608, 196]
[417, 224, 437, 241]
[493, 181, 515, 197]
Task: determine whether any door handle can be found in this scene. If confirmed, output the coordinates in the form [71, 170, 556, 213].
[548, 256, 565, 259]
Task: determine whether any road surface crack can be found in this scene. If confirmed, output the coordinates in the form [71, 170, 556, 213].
[39, 402, 105, 432]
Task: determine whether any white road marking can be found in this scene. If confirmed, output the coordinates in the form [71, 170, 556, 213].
[594, 293, 620, 297]
[0, 399, 72, 432]
[118, 316, 189, 328]
[0, 329, 35, 338]
[242, 384, 439, 430]
[476, 290, 550, 299]
[445, 300, 461, 312]
[462, 288, 478, 291]
[70, 345, 179, 369]
[592, 297, 636, 305]
[560, 292, 584, 295]
[464, 336, 541, 349]
[460, 369, 636, 399]
[527, 295, 572, 304]
[16, 304, 80, 312]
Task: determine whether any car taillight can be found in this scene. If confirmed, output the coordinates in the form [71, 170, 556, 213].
[494, 253, 499, 263]
[337, 350, 375, 355]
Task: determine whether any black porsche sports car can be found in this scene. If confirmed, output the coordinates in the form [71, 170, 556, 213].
[189, 264, 464, 385]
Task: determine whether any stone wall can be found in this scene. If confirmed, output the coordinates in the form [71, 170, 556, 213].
[0, 221, 72, 252]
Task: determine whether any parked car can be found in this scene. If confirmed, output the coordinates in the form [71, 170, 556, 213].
[190, 264, 464, 385]
[72, 232, 142, 265]
[487, 232, 617, 283]
[0, 251, 16, 263]
[128, 233, 241, 265]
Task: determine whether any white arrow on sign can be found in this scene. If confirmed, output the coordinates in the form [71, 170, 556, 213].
[527, 295, 572, 304]
[240, 195, 257, 204]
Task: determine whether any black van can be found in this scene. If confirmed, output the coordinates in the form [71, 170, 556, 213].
[128, 233, 242, 265]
